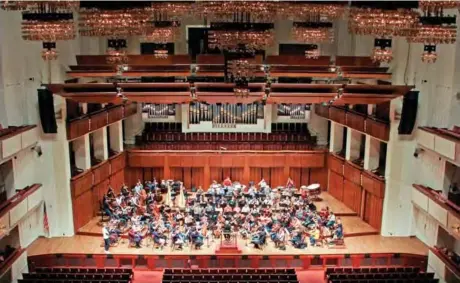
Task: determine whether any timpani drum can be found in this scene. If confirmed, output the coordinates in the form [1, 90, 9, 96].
[306, 183, 322, 201]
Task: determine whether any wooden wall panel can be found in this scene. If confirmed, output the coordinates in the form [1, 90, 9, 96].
[125, 167, 143, 187]
[364, 191, 384, 231]
[191, 167, 204, 189]
[183, 168, 192, 189]
[110, 170, 125, 192]
[143, 169, 152, 182]
[270, 167, 285, 187]
[231, 168, 244, 181]
[344, 162, 362, 185]
[93, 161, 110, 185]
[250, 167, 263, 184]
[110, 152, 126, 173]
[71, 171, 93, 198]
[151, 167, 164, 181]
[328, 154, 344, 175]
[290, 168, 302, 188]
[73, 189, 93, 232]
[301, 168, 310, 186]
[170, 167, 184, 182]
[328, 171, 344, 201]
[93, 179, 109, 216]
[343, 180, 362, 214]
[309, 167, 328, 191]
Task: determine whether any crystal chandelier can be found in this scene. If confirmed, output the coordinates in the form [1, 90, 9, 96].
[421, 44, 437, 63]
[228, 59, 255, 80]
[292, 22, 334, 43]
[209, 22, 275, 52]
[371, 39, 393, 63]
[194, 1, 277, 22]
[407, 24, 457, 44]
[142, 22, 180, 43]
[2, 0, 79, 11]
[279, 3, 345, 21]
[154, 49, 169, 59]
[349, 8, 419, 37]
[79, 6, 151, 37]
[305, 45, 321, 59]
[106, 39, 129, 65]
[419, 0, 460, 13]
[41, 42, 58, 61]
[234, 79, 250, 98]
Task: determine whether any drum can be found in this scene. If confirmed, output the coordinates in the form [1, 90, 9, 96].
[306, 183, 321, 201]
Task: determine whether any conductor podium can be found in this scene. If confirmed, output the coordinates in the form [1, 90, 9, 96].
[216, 233, 241, 254]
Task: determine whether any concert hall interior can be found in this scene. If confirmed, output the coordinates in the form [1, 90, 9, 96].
[0, 0, 460, 283]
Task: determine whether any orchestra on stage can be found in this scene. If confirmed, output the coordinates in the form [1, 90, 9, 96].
[102, 177, 344, 251]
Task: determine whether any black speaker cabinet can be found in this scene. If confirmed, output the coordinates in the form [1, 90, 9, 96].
[398, 90, 419, 135]
[38, 88, 58, 134]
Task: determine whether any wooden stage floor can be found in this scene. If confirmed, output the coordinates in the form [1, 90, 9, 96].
[78, 192, 378, 237]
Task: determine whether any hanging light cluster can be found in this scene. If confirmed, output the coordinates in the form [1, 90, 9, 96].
[280, 3, 346, 21]
[421, 44, 438, 63]
[106, 39, 129, 65]
[419, 0, 460, 13]
[304, 45, 321, 59]
[1, 0, 79, 11]
[194, 1, 276, 22]
[292, 22, 334, 44]
[19, 1, 77, 61]
[371, 38, 393, 64]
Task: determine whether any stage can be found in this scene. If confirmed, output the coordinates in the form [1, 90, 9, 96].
[78, 192, 379, 238]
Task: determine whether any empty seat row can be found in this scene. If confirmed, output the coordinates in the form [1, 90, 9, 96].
[19, 280, 128, 283]
[163, 281, 298, 283]
[328, 279, 438, 283]
[164, 268, 296, 275]
[325, 267, 420, 276]
[328, 273, 434, 280]
[163, 274, 297, 280]
[24, 273, 130, 280]
[34, 267, 132, 275]
[141, 142, 312, 151]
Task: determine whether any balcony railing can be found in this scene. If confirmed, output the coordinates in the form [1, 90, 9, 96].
[417, 127, 460, 163]
[67, 104, 137, 140]
[0, 125, 38, 161]
[315, 105, 390, 141]
[0, 184, 43, 240]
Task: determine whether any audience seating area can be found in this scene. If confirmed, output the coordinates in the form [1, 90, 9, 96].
[163, 268, 298, 283]
[325, 267, 437, 283]
[19, 267, 133, 283]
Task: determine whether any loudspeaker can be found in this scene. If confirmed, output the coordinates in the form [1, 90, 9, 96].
[398, 91, 419, 135]
[38, 88, 58, 134]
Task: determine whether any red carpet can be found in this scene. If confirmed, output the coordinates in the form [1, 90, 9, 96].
[296, 270, 326, 283]
[133, 270, 164, 283]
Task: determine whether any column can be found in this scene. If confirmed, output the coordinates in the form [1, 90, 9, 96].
[109, 121, 123, 153]
[93, 127, 108, 161]
[124, 104, 143, 145]
[309, 105, 329, 145]
[364, 136, 380, 171]
[73, 135, 91, 170]
[329, 122, 344, 153]
[345, 128, 361, 161]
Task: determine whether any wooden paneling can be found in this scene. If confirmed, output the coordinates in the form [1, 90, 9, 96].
[346, 111, 365, 132]
[310, 167, 328, 191]
[365, 118, 390, 141]
[71, 170, 93, 198]
[363, 191, 384, 231]
[73, 189, 93, 232]
[67, 118, 90, 140]
[328, 171, 344, 201]
[92, 161, 110, 185]
[315, 104, 330, 119]
[362, 171, 385, 199]
[328, 154, 344, 175]
[344, 162, 362, 186]
[343, 180, 362, 214]
[289, 168, 311, 188]
[93, 179, 109, 216]
[90, 111, 108, 131]
[329, 107, 346, 124]
[110, 170, 125, 192]
[108, 106, 124, 124]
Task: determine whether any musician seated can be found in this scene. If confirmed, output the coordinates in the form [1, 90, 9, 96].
[291, 230, 307, 249]
[128, 228, 143, 248]
[151, 230, 166, 249]
[171, 228, 185, 250]
[223, 221, 232, 239]
[326, 212, 336, 228]
[309, 227, 320, 246]
[190, 228, 204, 249]
[251, 227, 266, 249]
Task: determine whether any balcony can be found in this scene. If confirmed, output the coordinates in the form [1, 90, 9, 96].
[0, 184, 43, 240]
[314, 105, 390, 141]
[67, 104, 137, 140]
[0, 126, 38, 162]
[428, 247, 460, 282]
[412, 184, 460, 240]
[416, 127, 460, 163]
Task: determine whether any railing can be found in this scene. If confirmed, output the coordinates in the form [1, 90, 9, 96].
[0, 184, 43, 239]
[0, 248, 25, 277]
[0, 125, 38, 161]
[315, 105, 390, 141]
[417, 127, 459, 163]
[430, 247, 460, 279]
[67, 104, 137, 140]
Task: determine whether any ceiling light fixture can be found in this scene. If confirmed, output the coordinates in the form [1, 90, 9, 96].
[292, 22, 334, 43]
[371, 38, 393, 63]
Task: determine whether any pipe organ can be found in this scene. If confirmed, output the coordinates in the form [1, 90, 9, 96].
[277, 104, 310, 120]
[142, 104, 176, 118]
[189, 102, 264, 128]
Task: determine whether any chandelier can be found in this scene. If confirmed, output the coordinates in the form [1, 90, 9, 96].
[41, 42, 58, 61]
[194, 1, 277, 22]
[421, 44, 437, 63]
[154, 49, 169, 59]
[419, 0, 460, 13]
[234, 79, 250, 98]
[79, 5, 151, 37]
[292, 22, 334, 43]
[279, 3, 346, 21]
[106, 39, 129, 65]
[1, 0, 79, 11]
[142, 21, 180, 43]
[349, 8, 419, 37]
[407, 24, 457, 44]
[371, 39, 393, 63]
[151, 1, 192, 18]
[228, 59, 255, 80]
[209, 22, 275, 51]
[305, 45, 321, 59]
